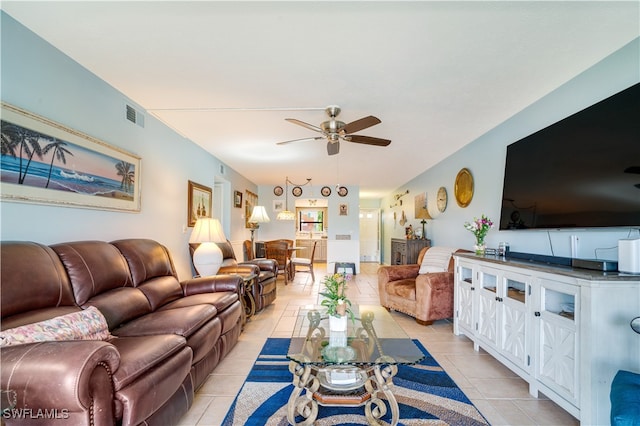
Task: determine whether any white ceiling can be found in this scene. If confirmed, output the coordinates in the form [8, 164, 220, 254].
[3, 1, 639, 199]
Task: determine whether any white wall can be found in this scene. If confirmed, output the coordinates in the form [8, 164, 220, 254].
[381, 37, 640, 264]
[0, 13, 257, 280]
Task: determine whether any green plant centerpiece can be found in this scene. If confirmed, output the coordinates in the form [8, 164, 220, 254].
[319, 272, 355, 322]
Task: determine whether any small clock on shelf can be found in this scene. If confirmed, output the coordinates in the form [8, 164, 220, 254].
[337, 186, 348, 197]
[273, 186, 283, 196]
[321, 186, 332, 197]
[292, 186, 303, 197]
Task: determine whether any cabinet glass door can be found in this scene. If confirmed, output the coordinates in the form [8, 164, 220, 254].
[499, 273, 529, 370]
[477, 269, 498, 346]
[535, 278, 579, 405]
[456, 264, 474, 334]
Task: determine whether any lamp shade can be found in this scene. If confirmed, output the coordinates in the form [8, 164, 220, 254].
[415, 209, 433, 220]
[190, 218, 227, 277]
[276, 209, 296, 221]
[248, 206, 270, 223]
[189, 218, 227, 244]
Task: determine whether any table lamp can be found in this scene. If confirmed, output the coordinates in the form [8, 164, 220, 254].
[415, 207, 433, 240]
[189, 218, 227, 276]
[248, 205, 270, 249]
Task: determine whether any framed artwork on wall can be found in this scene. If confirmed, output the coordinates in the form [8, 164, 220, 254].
[233, 190, 242, 208]
[245, 190, 258, 228]
[0, 102, 141, 212]
[187, 180, 212, 227]
[273, 199, 284, 213]
[339, 203, 348, 216]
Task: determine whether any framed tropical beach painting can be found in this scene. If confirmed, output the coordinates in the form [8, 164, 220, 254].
[0, 103, 141, 212]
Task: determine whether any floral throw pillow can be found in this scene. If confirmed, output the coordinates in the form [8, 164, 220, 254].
[0, 306, 111, 347]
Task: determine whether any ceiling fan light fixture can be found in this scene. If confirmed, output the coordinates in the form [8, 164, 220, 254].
[278, 105, 391, 156]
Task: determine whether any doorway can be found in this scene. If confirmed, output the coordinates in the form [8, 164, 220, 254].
[359, 208, 380, 263]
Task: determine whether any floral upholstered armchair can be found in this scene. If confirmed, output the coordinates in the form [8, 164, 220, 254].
[377, 246, 468, 325]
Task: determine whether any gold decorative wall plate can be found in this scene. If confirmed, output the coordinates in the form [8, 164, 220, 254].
[454, 168, 474, 207]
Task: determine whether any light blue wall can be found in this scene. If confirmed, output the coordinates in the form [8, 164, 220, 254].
[381, 37, 640, 264]
[253, 184, 360, 242]
[0, 13, 257, 279]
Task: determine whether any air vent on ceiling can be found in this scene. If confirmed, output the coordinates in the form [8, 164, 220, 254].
[125, 104, 145, 128]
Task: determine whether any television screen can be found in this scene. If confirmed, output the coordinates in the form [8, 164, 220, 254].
[500, 82, 640, 230]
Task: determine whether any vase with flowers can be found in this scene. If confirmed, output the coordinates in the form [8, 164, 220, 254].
[320, 273, 355, 333]
[464, 214, 494, 255]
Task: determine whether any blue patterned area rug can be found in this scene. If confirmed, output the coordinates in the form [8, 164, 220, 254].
[222, 338, 490, 425]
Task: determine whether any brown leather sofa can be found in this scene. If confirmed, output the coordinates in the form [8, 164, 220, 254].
[190, 240, 278, 313]
[1, 239, 244, 426]
[378, 246, 468, 325]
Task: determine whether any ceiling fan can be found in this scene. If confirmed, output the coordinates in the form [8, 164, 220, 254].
[277, 105, 391, 155]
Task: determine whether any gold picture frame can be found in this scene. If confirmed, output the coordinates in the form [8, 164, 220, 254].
[245, 190, 258, 228]
[1, 102, 141, 212]
[188, 180, 212, 227]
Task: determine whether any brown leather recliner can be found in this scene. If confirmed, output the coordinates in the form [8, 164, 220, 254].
[377, 246, 469, 325]
[1, 239, 243, 426]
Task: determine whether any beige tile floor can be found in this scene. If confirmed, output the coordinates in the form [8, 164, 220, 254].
[178, 263, 579, 426]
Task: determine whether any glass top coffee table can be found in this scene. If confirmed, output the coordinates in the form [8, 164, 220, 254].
[286, 305, 424, 426]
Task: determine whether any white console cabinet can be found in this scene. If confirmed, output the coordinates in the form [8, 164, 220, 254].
[453, 253, 640, 425]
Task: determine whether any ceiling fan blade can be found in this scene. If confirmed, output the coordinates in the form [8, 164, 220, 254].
[346, 134, 391, 146]
[285, 118, 322, 133]
[343, 115, 381, 134]
[277, 136, 323, 145]
[327, 141, 340, 156]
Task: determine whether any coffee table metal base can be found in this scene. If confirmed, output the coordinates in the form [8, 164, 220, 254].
[287, 357, 399, 426]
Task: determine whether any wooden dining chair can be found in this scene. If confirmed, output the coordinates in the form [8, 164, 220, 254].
[265, 240, 290, 285]
[292, 240, 317, 282]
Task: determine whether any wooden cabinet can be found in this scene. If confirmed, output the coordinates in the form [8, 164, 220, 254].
[453, 253, 640, 425]
[390, 238, 430, 265]
[295, 239, 327, 262]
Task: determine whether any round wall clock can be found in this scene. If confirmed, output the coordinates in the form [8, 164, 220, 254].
[337, 186, 348, 197]
[437, 186, 448, 212]
[273, 186, 283, 196]
[321, 186, 332, 197]
[454, 168, 474, 208]
[292, 186, 303, 197]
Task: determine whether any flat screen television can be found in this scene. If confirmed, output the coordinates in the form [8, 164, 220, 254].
[499, 82, 640, 230]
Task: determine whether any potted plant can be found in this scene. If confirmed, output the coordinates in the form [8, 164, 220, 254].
[320, 273, 354, 332]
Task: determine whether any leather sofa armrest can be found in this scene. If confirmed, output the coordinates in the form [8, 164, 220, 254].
[377, 264, 420, 284]
[218, 264, 260, 277]
[239, 259, 277, 274]
[181, 274, 243, 297]
[415, 271, 455, 320]
[1, 341, 119, 424]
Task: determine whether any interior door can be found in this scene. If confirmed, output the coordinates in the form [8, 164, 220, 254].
[359, 208, 380, 262]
